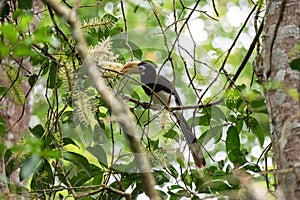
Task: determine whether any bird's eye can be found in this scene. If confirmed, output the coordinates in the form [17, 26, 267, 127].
[138, 65, 145, 71]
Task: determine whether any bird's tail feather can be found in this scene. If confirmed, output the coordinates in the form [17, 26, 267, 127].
[175, 112, 206, 168]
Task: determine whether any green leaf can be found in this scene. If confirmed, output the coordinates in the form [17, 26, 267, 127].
[197, 115, 210, 126]
[198, 108, 212, 126]
[131, 181, 144, 198]
[159, 190, 168, 200]
[63, 138, 80, 148]
[120, 173, 140, 189]
[43, 134, 55, 149]
[196, 106, 225, 126]
[32, 25, 53, 44]
[226, 126, 241, 164]
[207, 166, 226, 176]
[91, 164, 104, 184]
[4, 148, 22, 176]
[111, 162, 137, 173]
[0, 143, 5, 158]
[176, 155, 185, 167]
[29, 124, 44, 138]
[101, 14, 118, 28]
[18, 11, 34, 32]
[168, 164, 178, 178]
[181, 171, 193, 187]
[149, 138, 159, 150]
[248, 117, 265, 146]
[155, 170, 170, 185]
[4, 148, 13, 164]
[169, 185, 182, 190]
[69, 169, 91, 186]
[18, 0, 33, 10]
[210, 106, 226, 122]
[109, 27, 123, 36]
[248, 96, 265, 109]
[235, 118, 244, 133]
[226, 88, 244, 112]
[163, 129, 177, 139]
[218, 160, 225, 169]
[92, 173, 103, 185]
[247, 89, 267, 113]
[290, 57, 300, 71]
[243, 163, 261, 173]
[31, 159, 54, 190]
[28, 74, 38, 87]
[112, 39, 143, 60]
[169, 189, 191, 198]
[0, 41, 9, 56]
[191, 195, 202, 200]
[41, 149, 61, 159]
[48, 62, 61, 89]
[5, 159, 16, 176]
[7, 184, 28, 195]
[207, 180, 231, 192]
[210, 125, 223, 143]
[131, 184, 143, 199]
[0, 116, 7, 138]
[87, 144, 108, 168]
[63, 152, 92, 175]
[20, 154, 42, 181]
[199, 126, 222, 144]
[0, 24, 18, 44]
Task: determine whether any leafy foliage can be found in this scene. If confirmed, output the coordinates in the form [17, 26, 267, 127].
[0, 0, 272, 199]
[290, 57, 300, 71]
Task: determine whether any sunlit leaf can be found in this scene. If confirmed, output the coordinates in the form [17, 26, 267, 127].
[63, 138, 80, 148]
[0, 24, 18, 44]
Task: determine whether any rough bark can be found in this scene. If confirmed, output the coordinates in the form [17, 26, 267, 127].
[255, 0, 300, 199]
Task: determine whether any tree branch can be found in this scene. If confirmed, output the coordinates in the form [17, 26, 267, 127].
[44, 1, 160, 199]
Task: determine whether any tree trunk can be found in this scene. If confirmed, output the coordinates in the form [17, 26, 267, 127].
[255, 0, 300, 199]
[0, 0, 43, 195]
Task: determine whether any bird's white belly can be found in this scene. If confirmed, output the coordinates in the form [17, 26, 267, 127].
[150, 90, 177, 108]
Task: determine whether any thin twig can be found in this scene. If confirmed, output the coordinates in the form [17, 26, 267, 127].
[44, 1, 160, 199]
[228, 17, 264, 89]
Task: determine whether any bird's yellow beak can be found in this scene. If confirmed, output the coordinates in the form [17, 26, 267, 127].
[121, 61, 141, 74]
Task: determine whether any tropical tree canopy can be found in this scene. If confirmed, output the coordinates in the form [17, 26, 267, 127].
[2, 0, 298, 199]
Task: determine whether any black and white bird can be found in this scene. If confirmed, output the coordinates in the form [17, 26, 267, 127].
[121, 61, 206, 168]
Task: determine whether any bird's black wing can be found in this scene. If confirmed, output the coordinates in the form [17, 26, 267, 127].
[142, 75, 182, 105]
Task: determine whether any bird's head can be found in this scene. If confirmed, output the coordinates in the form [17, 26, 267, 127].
[121, 61, 156, 76]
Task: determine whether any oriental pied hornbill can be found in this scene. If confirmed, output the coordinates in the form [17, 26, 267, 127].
[122, 61, 206, 168]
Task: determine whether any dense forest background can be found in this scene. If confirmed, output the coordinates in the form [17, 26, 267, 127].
[0, 0, 299, 199]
